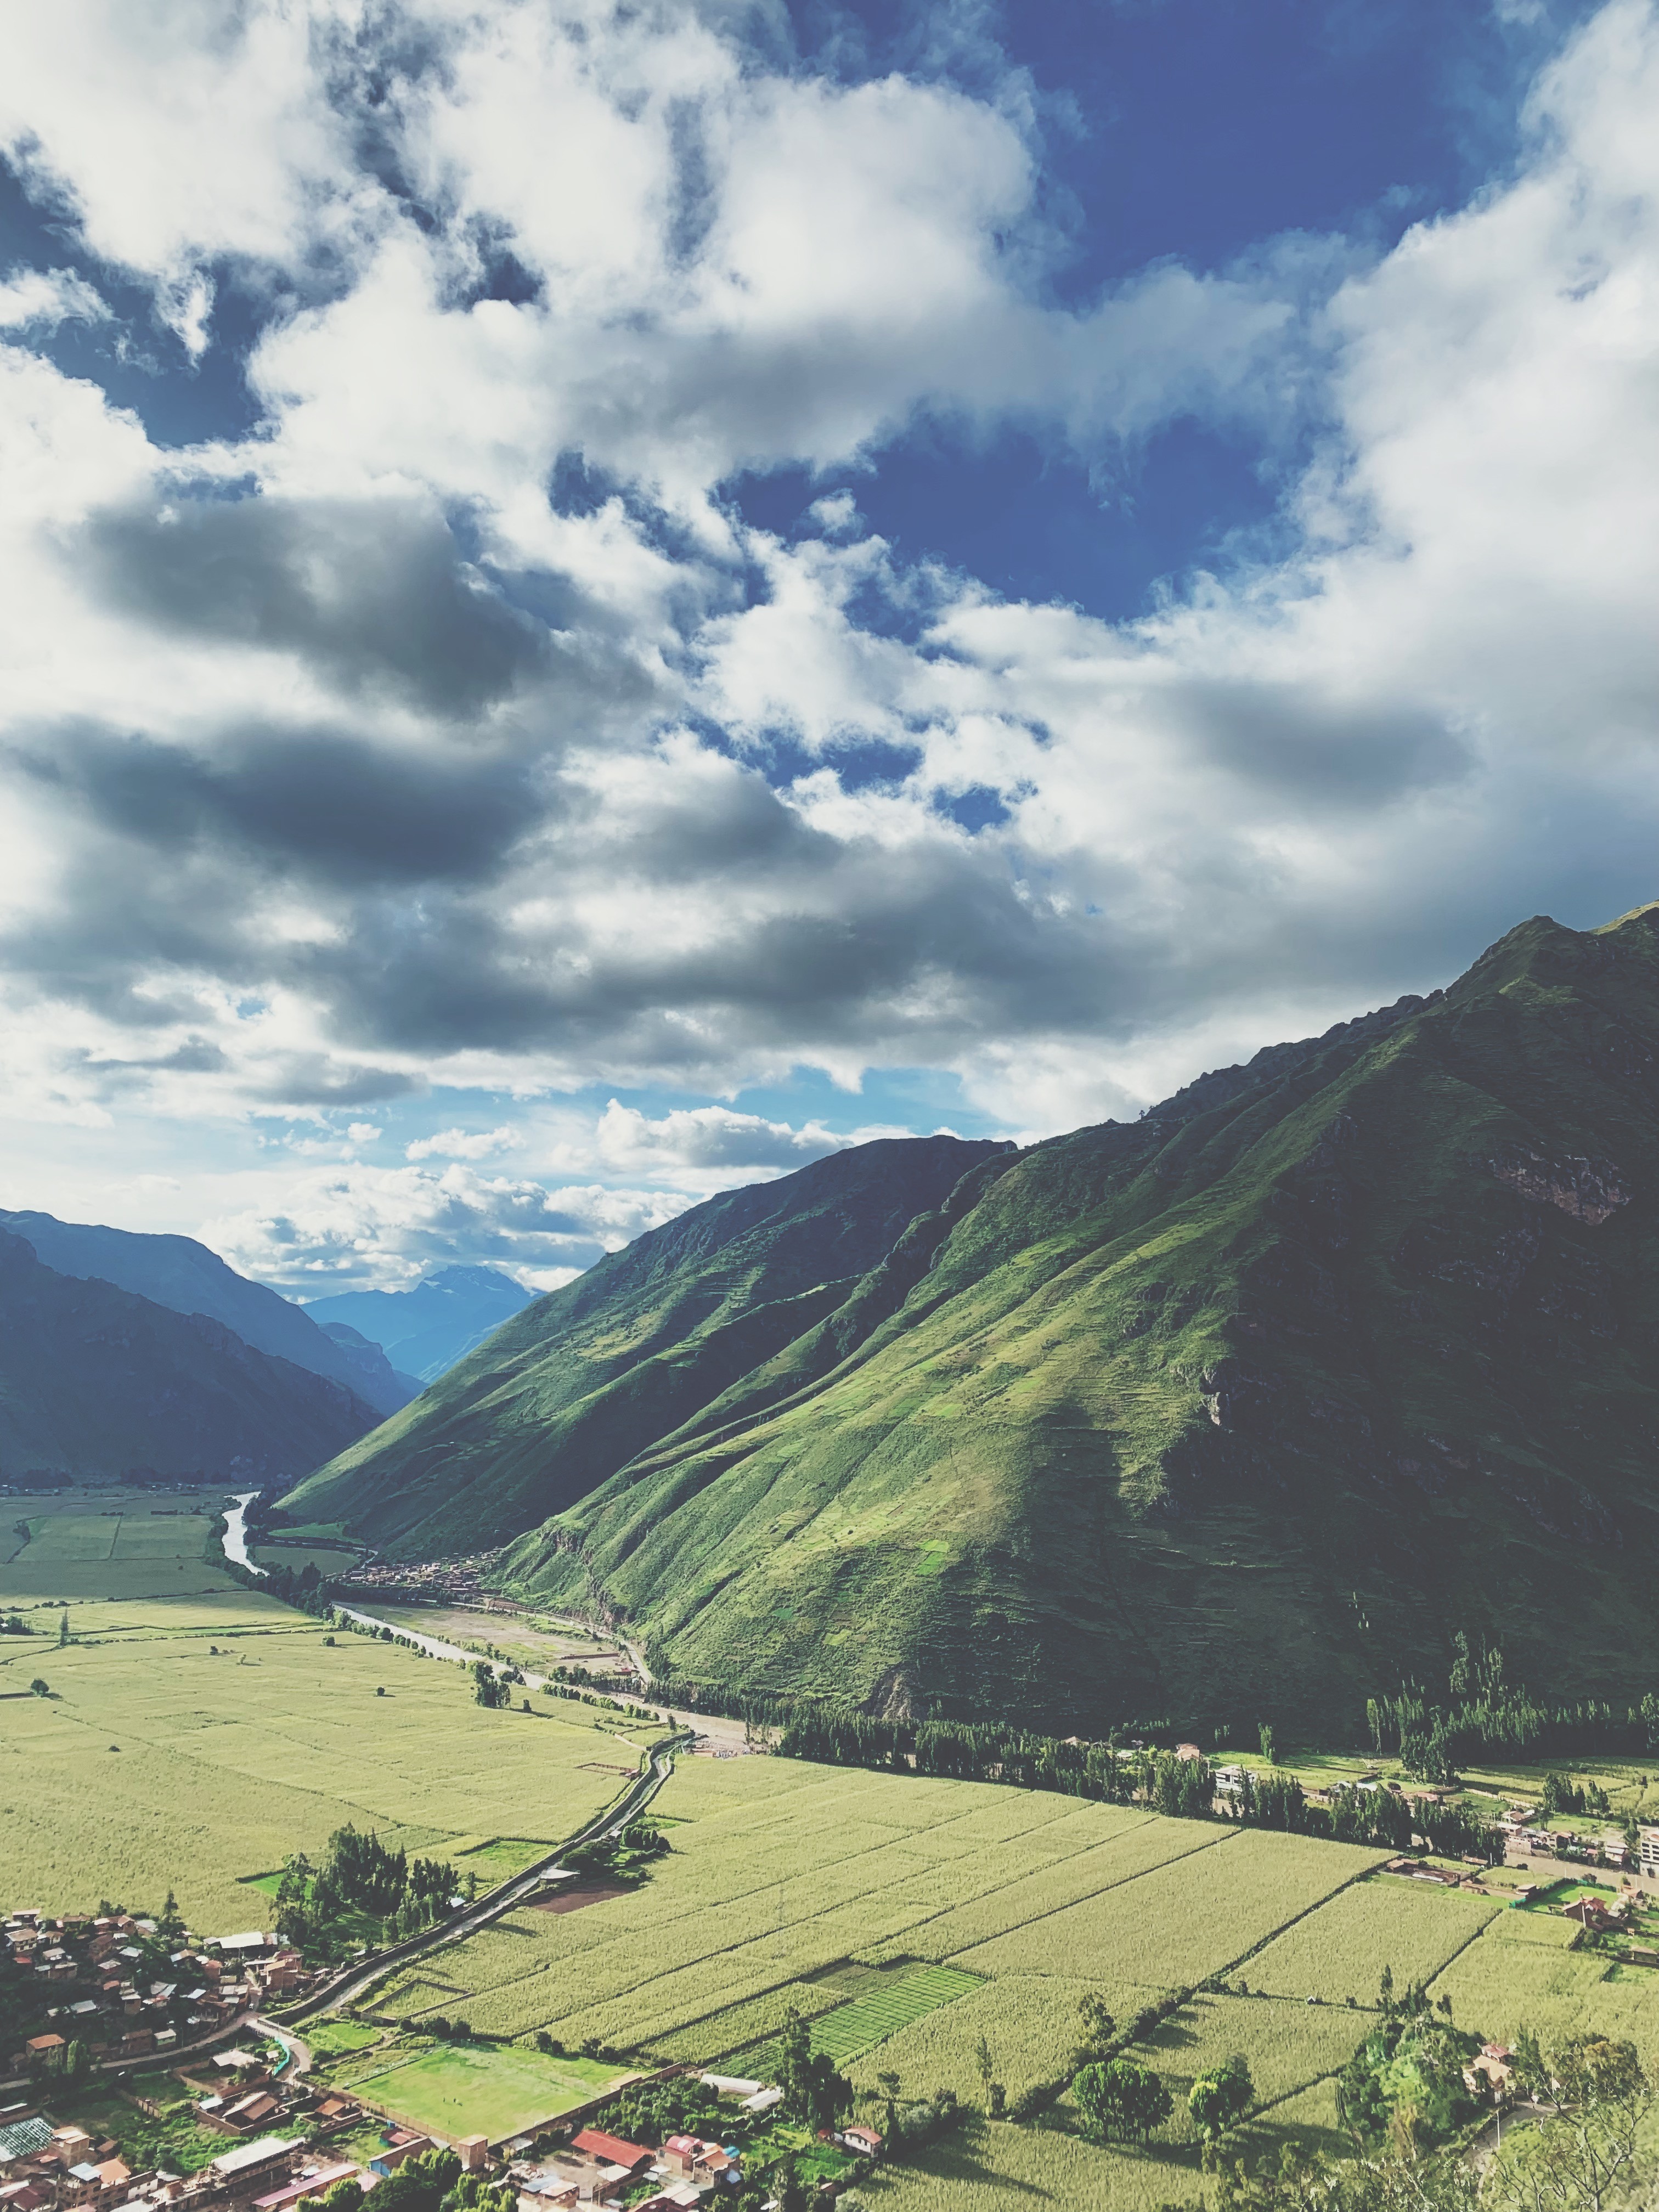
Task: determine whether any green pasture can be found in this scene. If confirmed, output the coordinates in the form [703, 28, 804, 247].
[0, 1585, 659, 1929]
[744, 1965, 983, 2074]
[1, 1488, 234, 1599]
[351, 2040, 628, 2141]
[307, 2018, 386, 2057]
[454, 1837, 557, 1882]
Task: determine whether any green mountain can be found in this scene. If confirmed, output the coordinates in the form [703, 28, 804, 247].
[282, 1135, 1008, 1553]
[0, 1208, 414, 1416]
[287, 907, 1659, 1736]
[0, 1227, 381, 1479]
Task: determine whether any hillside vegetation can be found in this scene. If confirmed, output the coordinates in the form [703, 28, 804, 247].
[284, 1135, 1007, 1552]
[292, 907, 1659, 1734]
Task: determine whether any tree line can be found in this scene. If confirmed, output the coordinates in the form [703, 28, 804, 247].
[1368, 1634, 1659, 1780]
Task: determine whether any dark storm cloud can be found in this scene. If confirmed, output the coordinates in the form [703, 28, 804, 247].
[272, 765, 1136, 1071]
[1172, 680, 1472, 803]
[17, 723, 541, 887]
[76, 490, 550, 716]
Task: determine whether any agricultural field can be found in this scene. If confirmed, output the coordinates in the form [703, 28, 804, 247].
[359, 1750, 1659, 2210]
[348, 2039, 628, 2140]
[1429, 1909, 1659, 2046]
[369, 1760, 1387, 2068]
[0, 1585, 663, 1928]
[1243, 1871, 1500, 2001]
[1, 1487, 236, 1599]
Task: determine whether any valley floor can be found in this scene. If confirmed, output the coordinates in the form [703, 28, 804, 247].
[366, 1754, 1659, 2206]
[0, 1493, 662, 1932]
[8, 1507, 1659, 2209]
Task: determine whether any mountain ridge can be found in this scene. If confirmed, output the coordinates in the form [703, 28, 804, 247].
[0, 1227, 382, 1480]
[299, 1265, 533, 1384]
[286, 907, 1659, 1736]
[0, 1209, 415, 1416]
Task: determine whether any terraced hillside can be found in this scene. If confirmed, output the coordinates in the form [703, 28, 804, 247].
[296, 904, 1659, 1735]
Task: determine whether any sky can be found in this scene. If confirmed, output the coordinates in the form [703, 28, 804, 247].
[1, 0, 1656, 1298]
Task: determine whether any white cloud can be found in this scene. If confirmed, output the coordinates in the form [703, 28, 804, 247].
[206, 1158, 692, 1291]
[0, 0, 1653, 1252]
[594, 1099, 850, 1174]
[0, 267, 106, 330]
[405, 1125, 522, 1161]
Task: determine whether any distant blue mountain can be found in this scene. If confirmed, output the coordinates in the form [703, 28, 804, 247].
[0, 1208, 414, 1418]
[300, 1266, 533, 1384]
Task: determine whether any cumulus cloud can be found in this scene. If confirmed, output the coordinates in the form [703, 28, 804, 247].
[594, 1099, 850, 1173]
[405, 1125, 522, 1161]
[206, 1158, 691, 1292]
[0, 266, 106, 330]
[0, 0, 1654, 1276]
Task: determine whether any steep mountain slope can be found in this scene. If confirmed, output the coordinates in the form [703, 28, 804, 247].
[301, 1265, 533, 1383]
[316, 1323, 423, 1413]
[281, 1137, 1011, 1552]
[0, 1210, 410, 1415]
[482, 906, 1659, 1737]
[0, 1228, 381, 1479]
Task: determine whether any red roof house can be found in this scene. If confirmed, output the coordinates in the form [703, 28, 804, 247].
[568, 2132, 651, 2177]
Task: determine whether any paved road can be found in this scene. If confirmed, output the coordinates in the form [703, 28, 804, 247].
[279, 1735, 687, 2022]
[0, 2011, 261, 2098]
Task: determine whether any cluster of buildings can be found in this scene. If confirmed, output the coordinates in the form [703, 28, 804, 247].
[506, 2095, 881, 2210]
[331, 1560, 501, 1605]
[1496, 1810, 1659, 1876]
[4, 1915, 323, 2070]
[0, 2070, 377, 2212]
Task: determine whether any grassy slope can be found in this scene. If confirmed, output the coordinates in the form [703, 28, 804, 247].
[0, 1229, 379, 1480]
[283, 1135, 1009, 1552]
[499, 907, 1659, 1733]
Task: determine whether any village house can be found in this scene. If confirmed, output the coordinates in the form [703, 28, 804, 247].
[368, 2136, 431, 2179]
[566, 2132, 650, 2181]
[661, 2135, 736, 2183]
[249, 2161, 364, 2212]
[1463, 2045, 1515, 2101]
[207, 2136, 305, 2205]
[837, 2125, 883, 2159]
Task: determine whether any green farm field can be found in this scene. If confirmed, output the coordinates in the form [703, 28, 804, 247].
[349, 2040, 628, 2141]
[367, 1752, 1659, 2210]
[0, 1578, 664, 1929]
[2, 1487, 236, 1599]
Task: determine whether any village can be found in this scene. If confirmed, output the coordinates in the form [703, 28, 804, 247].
[2, 1909, 878, 2212]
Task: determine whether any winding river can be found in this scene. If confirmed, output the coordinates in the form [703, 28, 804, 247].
[222, 1490, 265, 1575]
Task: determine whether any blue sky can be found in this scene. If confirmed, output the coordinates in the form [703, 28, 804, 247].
[0, 0, 1654, 1293]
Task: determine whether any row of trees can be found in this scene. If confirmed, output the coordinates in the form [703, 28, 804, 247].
[771, 1707, 1502, 1856]
[1368, 1635, 1659, 1778]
